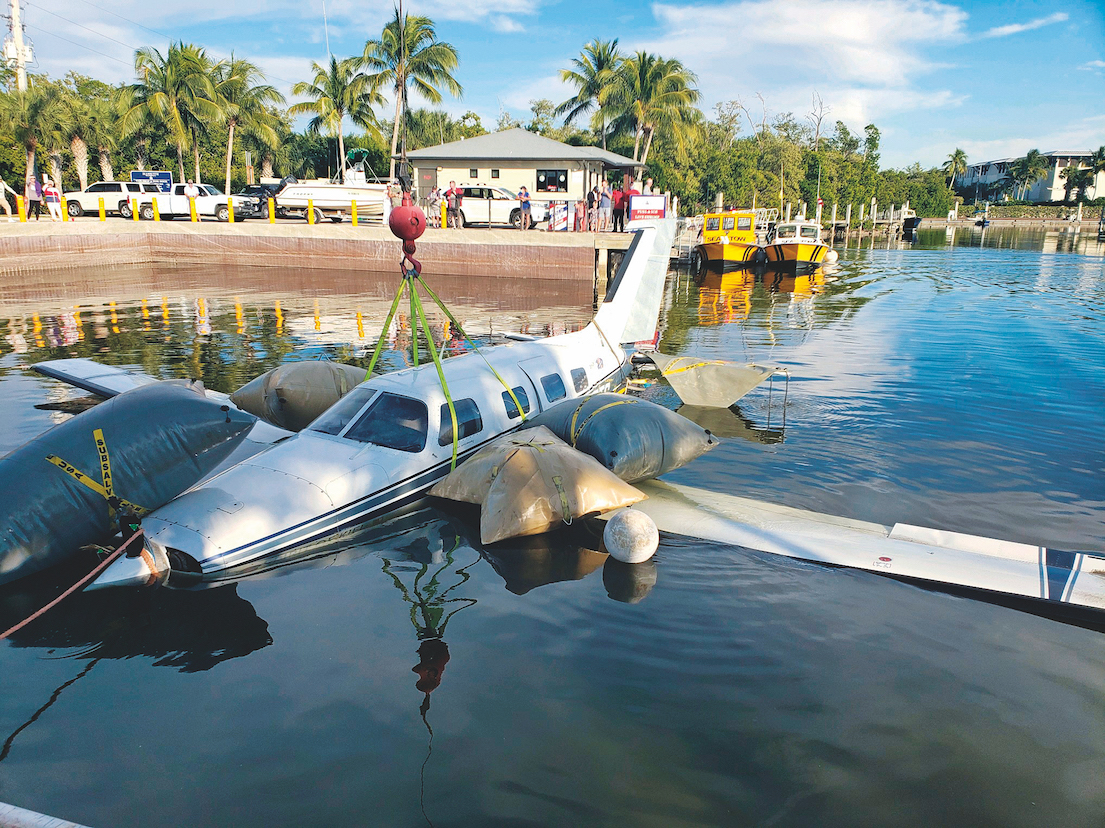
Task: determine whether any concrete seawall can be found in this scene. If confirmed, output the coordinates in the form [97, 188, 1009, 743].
[0, 221, 608, 280]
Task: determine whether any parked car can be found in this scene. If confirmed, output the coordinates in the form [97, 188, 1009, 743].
[136, 183, 238, 222]
[456, 186, 547, 228]
[64, 181, 161, 218]
[232, 183, 282, 218]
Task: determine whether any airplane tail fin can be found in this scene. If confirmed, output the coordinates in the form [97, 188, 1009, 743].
[591, 218, 677, 346]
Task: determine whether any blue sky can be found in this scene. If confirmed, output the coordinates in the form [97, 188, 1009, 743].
[22, 0, 1105, 168]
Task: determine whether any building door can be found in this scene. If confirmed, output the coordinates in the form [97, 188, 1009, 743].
[417, 167, 437, 197]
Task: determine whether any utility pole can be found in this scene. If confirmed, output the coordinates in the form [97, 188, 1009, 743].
[5, 0, 31, 92]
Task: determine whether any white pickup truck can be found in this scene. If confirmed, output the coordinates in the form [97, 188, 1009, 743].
[136, 183, 243, 221]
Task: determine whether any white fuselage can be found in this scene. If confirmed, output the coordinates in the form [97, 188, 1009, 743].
[88, 219, 676, 588]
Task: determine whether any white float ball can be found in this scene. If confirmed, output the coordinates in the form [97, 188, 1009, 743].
[823, 249, 839, 264]
[604, 509, 659, 564]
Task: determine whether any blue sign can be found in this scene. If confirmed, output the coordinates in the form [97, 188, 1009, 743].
[130, 170, 173, 193]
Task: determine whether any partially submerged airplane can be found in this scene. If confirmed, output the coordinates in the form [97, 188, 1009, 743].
[35, 219, 684, 589]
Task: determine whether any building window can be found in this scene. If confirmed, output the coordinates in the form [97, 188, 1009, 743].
[469, 168, 478, 179]
[491, 169, 499, 179]
[536, 169, 568, 193]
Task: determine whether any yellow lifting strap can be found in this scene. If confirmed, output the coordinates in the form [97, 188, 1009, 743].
[568, 399, 638, 447]
[45, 428, 148, 515]
[660, 357, 726, 376]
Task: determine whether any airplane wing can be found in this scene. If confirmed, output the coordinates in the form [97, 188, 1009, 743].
[33, 358, 160, 398]
[32, 358, 294, 447]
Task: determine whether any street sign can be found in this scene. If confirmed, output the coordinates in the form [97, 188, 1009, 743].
[130, 171, 173, 193]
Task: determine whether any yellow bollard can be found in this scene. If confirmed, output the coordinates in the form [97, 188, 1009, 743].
[307, 198, 315, 225]
[228, 199, 235, 223]
[441, 200, 447, 228]
[131, 198, 139, 221]
[152, 198, 160, 221]
[16, 195, 26, 222]
[268, 197, 275, 224]
[60, 195, 68, 221]
[189, 197, 198, 222]
[351, 200, 358, 227]
[98, 197, 105, 221]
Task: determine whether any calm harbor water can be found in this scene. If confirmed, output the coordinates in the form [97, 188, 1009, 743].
[1, 226, 1103, 826]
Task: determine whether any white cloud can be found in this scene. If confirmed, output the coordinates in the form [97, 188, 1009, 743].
[914, 115, 1105, 165]
[635, 0, 966, 129]
[980, 12, 1068, 39]
[500, 74, 572, 111]
[490, 15, 526, 33]
[1080, 59, 1105, 71]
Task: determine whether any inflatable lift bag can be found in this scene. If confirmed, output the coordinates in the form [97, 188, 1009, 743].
[230, 360, 367, 431]
[0, 380, 255, 585]
[523, 394, 718, 483]
[429, 427, 646, 545]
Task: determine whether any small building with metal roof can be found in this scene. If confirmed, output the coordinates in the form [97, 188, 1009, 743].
[405, 128, 643, 202]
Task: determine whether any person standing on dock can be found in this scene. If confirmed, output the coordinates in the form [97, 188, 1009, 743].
[24, 172, 42, 221]
[599, 180, 612, 231]
[0, 174, 17, 221]
[184, 180, 202, 222]
[42, 176, 62, 221]
[518, 185, 532, 230]
[623, 178, 640, 229]
[428, 186, 442, 228]
[612, 182, 625, 233]
[445, 181, 462, 229]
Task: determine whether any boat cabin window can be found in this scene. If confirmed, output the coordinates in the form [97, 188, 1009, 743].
[570, 367, 588, 393]
[541, 373, 567, 403]
[777, 224, 796, 237]
[308, 386, 376, 435]
[737, 217, 752, 230]
[705, 217, 720, 231]
[502, 386, 530, 419]
[722, 216, 735, 231]
[439, 398, 483, 445]
[800, 225, 819, 239]
[344, 392, 428, 452]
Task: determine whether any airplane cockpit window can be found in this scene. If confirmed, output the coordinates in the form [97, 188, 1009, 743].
[541, 373, 566, 402]
[502, 386, 530, 419]
[308, 387, 376, 435]
[344, 392, 428, 452]
[570, 368, 588, 393]
[439, 398, 483, 445]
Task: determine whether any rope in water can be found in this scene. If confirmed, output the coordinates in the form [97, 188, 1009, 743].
[0, 530, 144, 643]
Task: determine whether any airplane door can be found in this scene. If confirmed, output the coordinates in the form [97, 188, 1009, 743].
[517, 357, 563, 413]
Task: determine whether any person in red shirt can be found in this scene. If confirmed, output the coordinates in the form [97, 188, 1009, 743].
[611, 183, 625, 233]
[622, 178, 641, 229]
[444, 181, 463, 229]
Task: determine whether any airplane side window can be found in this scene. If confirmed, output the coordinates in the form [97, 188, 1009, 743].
[345, 392, 428, 452]
[308, 387, 375, 435]
[502, 386, 530, 419]
[541, 373, 566, 402]
[570, 367, 588, 393]
[439, 398, 483, 445]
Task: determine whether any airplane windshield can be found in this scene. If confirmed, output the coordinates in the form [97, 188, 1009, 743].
[344, 392, 428, 452]
[308, 387, 376, 435]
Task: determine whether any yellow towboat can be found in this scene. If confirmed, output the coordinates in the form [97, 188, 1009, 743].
[694, 210, 767, 270]
[765, 219, 829, 270]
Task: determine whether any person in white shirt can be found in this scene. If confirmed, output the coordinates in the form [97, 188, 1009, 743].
[183, 180, 201, 221]
[0, 175, 17, 221]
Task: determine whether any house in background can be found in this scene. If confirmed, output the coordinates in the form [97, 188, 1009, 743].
[405, 128, 644, 202]
[955, 150, 1105, 202]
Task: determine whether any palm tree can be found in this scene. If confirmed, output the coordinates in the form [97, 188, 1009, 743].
[362, 10, 462, 179]
[290, 56, 382, 182]
[121, 42, 221, 184]
[942, 148, 968, 190]
[1060, 165, 1093, 202]
[89, 96, 120, 181]
[212, 57, 284, 195]
[1087, 145, 1105, 200]
[555, 38, 622, 149]
[0, 79, 62, 196]
[1019, 148, 1048, 200]
[606, 51, 699, 164]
